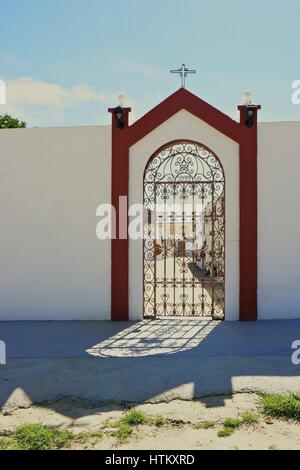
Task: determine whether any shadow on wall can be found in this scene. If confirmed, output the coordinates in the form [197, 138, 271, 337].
[0, 319, 299, 419]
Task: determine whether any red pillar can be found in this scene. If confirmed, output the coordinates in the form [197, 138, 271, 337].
[108, 107, 131, 321]
[238, 104, 261, 321]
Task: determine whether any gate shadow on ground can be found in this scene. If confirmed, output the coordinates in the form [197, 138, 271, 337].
[0, 320, 299, 419]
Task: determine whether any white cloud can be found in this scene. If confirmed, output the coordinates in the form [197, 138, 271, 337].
[6, 77, 116, 108]
[0, 77, 124, 127]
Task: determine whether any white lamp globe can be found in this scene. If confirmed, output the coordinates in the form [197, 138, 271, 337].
[118, 95, 126, 108]
[243, 92, 252, 106]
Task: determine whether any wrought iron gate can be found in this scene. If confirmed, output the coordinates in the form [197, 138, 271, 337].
[143, 141, 225, 320]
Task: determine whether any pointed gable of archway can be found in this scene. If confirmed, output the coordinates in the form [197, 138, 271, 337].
[128, 88, 241, 146]
[108, 88, 260, 323]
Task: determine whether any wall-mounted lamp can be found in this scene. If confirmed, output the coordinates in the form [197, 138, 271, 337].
[241, 92, 259, 128]
[245, 107, 255, 128]
[113, 95, 127, 129]
[108, 96, 131, 131]
[114, 106, 125, 129]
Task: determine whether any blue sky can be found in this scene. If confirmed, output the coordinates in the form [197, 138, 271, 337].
[1, 0, 300, 126]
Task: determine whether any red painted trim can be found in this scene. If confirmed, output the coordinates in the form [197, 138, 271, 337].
[109, 108, 131, 321]
[109, 91, 260, 322]
[238, 106, 260, 321]
[128, 88, 241, 146]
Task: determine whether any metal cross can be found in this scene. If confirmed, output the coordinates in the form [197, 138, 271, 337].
[170, 64, 196, 88]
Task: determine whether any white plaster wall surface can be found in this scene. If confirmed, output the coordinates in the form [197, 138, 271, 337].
[2, 118, 298, 322]
[0, 126, 111, 320]
[129, 110, 240, 321]
[258, 122, 300, 319]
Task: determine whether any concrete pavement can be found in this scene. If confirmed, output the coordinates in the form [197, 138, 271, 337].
[0, 320, 299, 413]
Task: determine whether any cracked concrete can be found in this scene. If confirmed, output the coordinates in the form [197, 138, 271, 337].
[0, 319, 299, 413]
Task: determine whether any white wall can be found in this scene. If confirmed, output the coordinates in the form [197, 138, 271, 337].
[258, 122, 300, 319]
[0, 126, 111, 320]
[129, 110, 240, 321]
[1, 117, 300, 322]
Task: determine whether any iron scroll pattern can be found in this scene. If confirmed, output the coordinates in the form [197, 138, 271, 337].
[143, 141, 225, 320]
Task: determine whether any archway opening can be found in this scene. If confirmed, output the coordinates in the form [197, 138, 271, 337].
[143, 141, 225, 320]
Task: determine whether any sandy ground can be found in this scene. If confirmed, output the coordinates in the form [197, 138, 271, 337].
[0, 393, 300, 450]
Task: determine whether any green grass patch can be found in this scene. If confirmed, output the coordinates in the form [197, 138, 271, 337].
[262, 393, 300, 421]
[218, 427, 235, 438]
[106, 409, 150, 444]
[73, 430, 103, 445]
[217, 417, 242, 438]
[13, 424, 72, 450]
[153, 415, 166, 427]
[0, 425, 105, 451]
[0, 436, 19, 451]
[240, 411, 260, 425]
[223, 418, 242, 429]
[121, 409, 149, 426]
[113, 423, 133, 443]
[194, 420, 216, 430]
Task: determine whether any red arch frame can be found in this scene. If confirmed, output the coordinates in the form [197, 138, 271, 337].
[108, 88, 260, 322]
